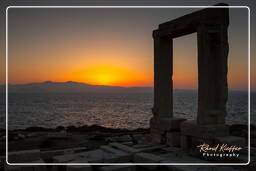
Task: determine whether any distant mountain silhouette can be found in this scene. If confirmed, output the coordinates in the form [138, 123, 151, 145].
[0, 81, 153, 93]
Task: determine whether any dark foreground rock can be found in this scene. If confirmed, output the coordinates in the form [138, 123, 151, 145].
[0, 125, 149, 155]
[0, 124, 255, 171]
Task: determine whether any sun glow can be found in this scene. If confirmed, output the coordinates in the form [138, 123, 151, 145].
[66, 65, 148, 86]
[96, 73, 115, 85]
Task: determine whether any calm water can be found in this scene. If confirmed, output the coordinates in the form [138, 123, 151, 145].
[0, 90, 254, 130]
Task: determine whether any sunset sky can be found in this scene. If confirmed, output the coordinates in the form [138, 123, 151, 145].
[2, 6, 250, 90]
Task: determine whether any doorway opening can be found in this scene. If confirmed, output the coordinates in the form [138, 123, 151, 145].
[173, 33, 198, 120]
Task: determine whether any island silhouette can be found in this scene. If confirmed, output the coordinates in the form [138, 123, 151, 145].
[1, 81, 153, 93]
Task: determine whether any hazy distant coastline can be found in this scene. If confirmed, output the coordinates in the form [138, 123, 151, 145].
[0, 81, 250, 94]
[0, 81, 153, 93]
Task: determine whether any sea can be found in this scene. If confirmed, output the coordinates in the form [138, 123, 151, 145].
[0, 90, 254, 130]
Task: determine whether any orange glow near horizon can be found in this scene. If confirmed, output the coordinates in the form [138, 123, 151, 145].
[64, 65, 151, 87]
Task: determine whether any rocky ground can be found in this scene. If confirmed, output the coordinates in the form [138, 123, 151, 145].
[0, 124, 255, 171]
[1, 125, 149, 155]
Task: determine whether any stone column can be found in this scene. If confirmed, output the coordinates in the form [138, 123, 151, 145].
[197, 24, 229, 125]
[153, 36, 173, 118]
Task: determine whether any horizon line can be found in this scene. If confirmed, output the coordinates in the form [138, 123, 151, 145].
[0, 80, 252, 92]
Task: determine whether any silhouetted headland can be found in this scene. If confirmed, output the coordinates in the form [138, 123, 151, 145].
[0, 81, 153, 93]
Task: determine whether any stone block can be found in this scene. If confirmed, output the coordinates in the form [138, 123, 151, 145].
[65, 149, 74, 154]
[138, 144, 166, 152]
[72, 147, 87, 153]
[160, 153, 208, 164]
[85, 149, 128, 163]
[190, 137, 213, 145]
[180, 135, 189, 151]
[150, 128, 164, 144]
[133, 152, 163, 163]
[99, 165, 136, 171]
[41, 148, 74, 161]
[121, 142, 133, 146]
[69, 157, 89, 163]
[53, 149, 128, 163]
[215, 136, 246, 147]
[150, 127, 164, 134]
[134, 153, 163, 170]
[150, 117, 157, 129]
[103, 153, 120, 163]
[101, 145, 127, 155]
[166, 132, 181, 147]
[159, 118, 186, 131]
[41, 147, 86, 161]
[151, 117, 186, 131]
[189, 137, 215, 156]
[8, 149, 40, 163]
[118, 135, 132, 142]
[47, 131, 67, 138]
[180, 135, 216, 154]
[162, 146, 182, 155]
[82, 149, 104, 163]
[109, 143, 140, 154]
[100, 145, 131, 162]
[41, 150, 62, 160]
[180, 120, 229, 138]
[132, 144, 153, 148]
[53, 153, 77, 163]
[132, 134, 144, 140]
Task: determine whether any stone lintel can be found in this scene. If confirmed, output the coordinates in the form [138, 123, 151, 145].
[158, 4, 228, 34]
[180, 120, 229, 138]
[153, 4, 229, 38]
[153, 27, 195, 39]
